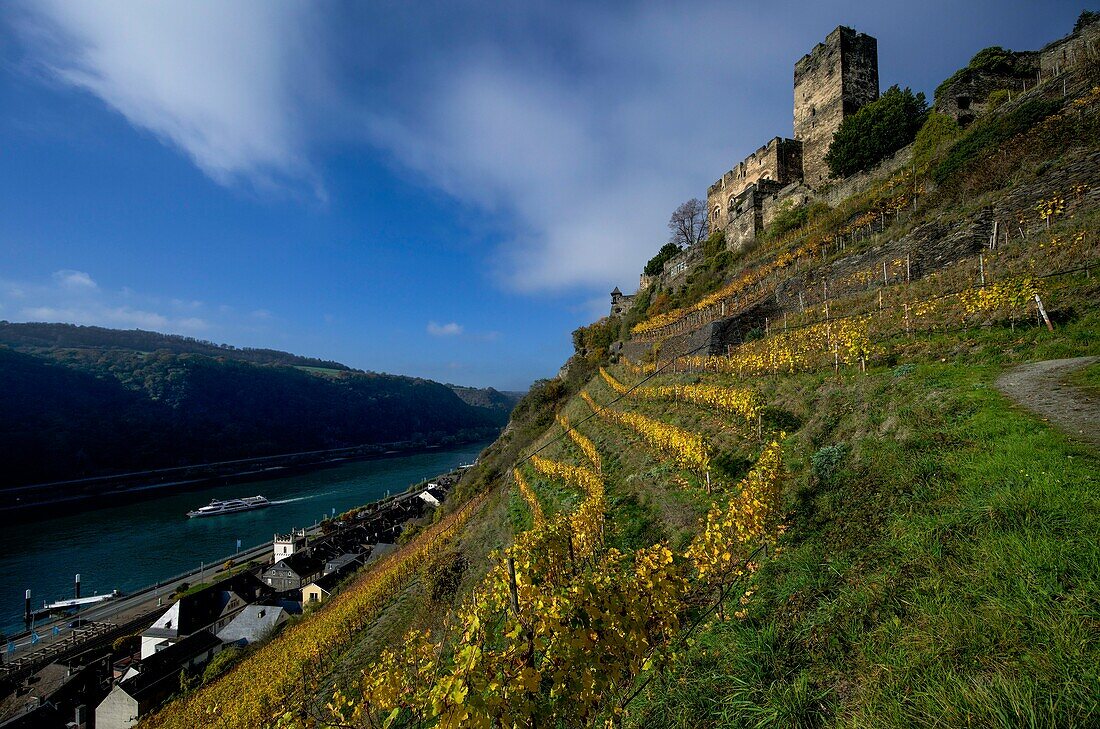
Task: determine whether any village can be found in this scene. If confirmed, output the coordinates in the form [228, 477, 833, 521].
[0, 473, 460, 729]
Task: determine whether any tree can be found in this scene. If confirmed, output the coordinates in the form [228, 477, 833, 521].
[825, 85, 929, 178]
[1075, 10, 1099, 32]
[644, 242, 683, 277]
[667, 198, 709, 249]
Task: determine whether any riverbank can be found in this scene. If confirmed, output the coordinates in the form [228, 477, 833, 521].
[0, 429, 499, 517]
[0, 441, 490, 637]
[0, 466, 463, 683]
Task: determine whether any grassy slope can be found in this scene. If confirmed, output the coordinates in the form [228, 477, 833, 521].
[627, 323, 1100, 727]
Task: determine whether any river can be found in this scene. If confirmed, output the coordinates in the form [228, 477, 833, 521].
[1, 441, 490, 636]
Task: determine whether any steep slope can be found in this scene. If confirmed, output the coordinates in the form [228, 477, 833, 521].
[144, 21, 1100, 729]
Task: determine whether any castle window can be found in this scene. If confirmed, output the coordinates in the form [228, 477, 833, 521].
[713, 206, 720, 220]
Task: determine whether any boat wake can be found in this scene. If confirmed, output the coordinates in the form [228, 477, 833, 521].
[270, 496, 314, 505]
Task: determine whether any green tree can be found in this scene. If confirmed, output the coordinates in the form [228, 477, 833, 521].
[643, 242, 683, 277]
[1074, 10, 1099, 32]
[825, 85, 928, 178]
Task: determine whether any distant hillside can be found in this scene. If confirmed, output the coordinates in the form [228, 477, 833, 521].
[0, 321, 350, 370]
[0, 324, 513, 487]
[446, 384, 524, 423]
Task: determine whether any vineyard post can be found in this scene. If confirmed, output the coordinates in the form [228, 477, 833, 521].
[979, 254, 986, 287]
[799, 291, 805, 312]
[905, 304, 911, 335]
[991, 220, 999, 250]
[833, 344, 839, 374]
[765, 317, 769, 337]
[506, 557, 520, 616]
[1034, 294, 1054, 332]
[883, 260, 888, 286]
[906, 253, 911, 281]
[878, 290, 883, 311]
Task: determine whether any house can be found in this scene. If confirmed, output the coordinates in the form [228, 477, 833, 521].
[365, 543, 398, 565]
[301, 572, 343, 606]
[140, 573, 270, 658]
[417, 487, 446, 507]
[261, 553, 324, 592]
[95, 632, 222, 729]
[0, 660, 106, 729]
[323, 552, 362, 576]
[215, 605, 289, 647]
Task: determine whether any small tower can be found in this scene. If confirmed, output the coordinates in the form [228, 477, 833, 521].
[610, 287, 635, 317]
[273, 529, 306, 562]
[794, 26, 879, 188]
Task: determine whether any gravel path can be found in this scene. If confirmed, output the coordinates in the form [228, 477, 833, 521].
[995, 356, 1100, 448]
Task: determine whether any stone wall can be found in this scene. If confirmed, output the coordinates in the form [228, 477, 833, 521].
[706, 137, 802, 231]
[816, 143, 914, 208]
[621, 298, 775, 366]
[1039, 20, 1100, 77]
[794, 26, 879, 188]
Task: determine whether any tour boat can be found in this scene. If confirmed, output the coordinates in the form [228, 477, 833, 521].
[187, 495, 270, 518]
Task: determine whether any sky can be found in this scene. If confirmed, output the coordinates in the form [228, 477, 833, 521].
[0, 1, 1092, 390]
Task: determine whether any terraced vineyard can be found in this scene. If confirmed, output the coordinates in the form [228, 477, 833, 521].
[144, 35, 1100, 729]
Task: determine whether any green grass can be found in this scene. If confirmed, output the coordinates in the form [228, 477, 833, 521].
[1068, 361, 1100, 398]
[626, 362, 1100, 727]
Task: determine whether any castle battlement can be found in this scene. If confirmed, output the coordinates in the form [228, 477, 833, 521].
[614, 25, 880, 316]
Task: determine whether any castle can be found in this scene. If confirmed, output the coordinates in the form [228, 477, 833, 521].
[613, 26, 879, 315]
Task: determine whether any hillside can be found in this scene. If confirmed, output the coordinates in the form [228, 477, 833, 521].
[143, 18, 1100, 729]
[0, 321, 350, 370]
[0, 326, 512, 486]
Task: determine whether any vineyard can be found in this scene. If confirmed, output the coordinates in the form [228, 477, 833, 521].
[141, 43, 1100, 729]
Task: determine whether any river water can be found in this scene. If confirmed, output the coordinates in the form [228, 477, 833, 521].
[1, 441, 490, 635]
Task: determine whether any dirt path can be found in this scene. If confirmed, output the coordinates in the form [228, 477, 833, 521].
[995, 356, 1100, 448]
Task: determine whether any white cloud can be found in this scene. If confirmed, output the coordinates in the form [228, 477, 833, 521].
[427, 321, 464, 337]
[52, 269, 97, 290]
[0, 270, 253, 337]
[11, 2, 803, 292]
[17, 0, 323, 196]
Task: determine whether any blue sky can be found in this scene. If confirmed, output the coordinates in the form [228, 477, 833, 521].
[0, 1, 1091, 389]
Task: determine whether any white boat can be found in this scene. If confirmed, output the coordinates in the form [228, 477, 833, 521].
[187, 495, 270, 518]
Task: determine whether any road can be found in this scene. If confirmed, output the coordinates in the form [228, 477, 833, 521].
[995, 355, 1100, 448]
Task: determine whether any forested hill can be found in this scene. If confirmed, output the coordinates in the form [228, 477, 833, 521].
[0, 324, 516, 487]
[0, 321, 350, 370]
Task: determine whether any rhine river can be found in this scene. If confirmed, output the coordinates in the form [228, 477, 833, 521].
[1, 441, 489, 635]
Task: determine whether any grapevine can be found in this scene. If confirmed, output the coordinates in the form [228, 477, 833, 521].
[581, 390, 711, 474]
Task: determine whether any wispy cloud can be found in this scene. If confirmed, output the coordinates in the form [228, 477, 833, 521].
[9, 2, 808, 291]
[0, 269, 280, 337]
[52, 269, 98, 290]
[427, 321, 464, 337]
[15, 0, 325, 197]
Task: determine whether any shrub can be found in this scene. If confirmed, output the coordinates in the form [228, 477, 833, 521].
[111, 634, 140, 655]
[201, 646, 241, 684]
[911, 112, 962, 174]
[825, 86, 928, 178]
[935, 46, 1028, 101]
[765, 199, 830, 239]
[932, 98, 1062, 184]
[644, 242, 683, 277]
[811, 443, 849, 486]
[986, 89, 1012, 111]
[1074, 10, 1099, 32]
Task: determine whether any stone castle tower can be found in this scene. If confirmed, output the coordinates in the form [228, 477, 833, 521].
[615, 26, 880, 314]
[794, 26, 879, 188]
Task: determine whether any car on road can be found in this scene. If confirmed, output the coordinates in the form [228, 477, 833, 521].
[68, 618, 91, 629]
